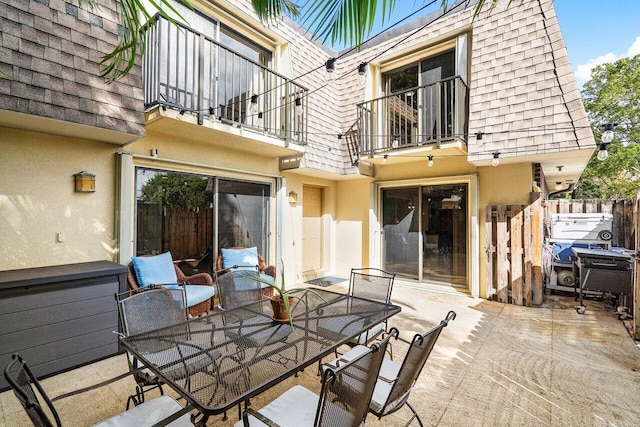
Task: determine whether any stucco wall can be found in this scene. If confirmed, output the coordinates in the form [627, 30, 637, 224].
[0, 128, 117, 270]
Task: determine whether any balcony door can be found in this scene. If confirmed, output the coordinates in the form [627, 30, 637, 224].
[382, 49, 455, 146]
[382, 184, 467, 287]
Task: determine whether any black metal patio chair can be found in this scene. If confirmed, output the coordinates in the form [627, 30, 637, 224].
[116, 286, 221, 408]
[325, 311, 456, 426]
[4, 353, 193, 427]
[236, 331, 394, 427]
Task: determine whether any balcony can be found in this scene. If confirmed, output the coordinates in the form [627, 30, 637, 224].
[355, 76, 468, 158]
[143, 16, 307, 145]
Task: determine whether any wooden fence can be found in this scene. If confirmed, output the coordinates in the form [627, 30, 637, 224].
[485, 199, 544, 306]
[486, 198, 635, 306]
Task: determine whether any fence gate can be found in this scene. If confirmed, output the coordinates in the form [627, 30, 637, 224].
[485, 199, 543, 306]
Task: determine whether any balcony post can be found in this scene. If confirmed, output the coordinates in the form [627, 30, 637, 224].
[197, 33, 205, 125]
[436, 81, 442, 148]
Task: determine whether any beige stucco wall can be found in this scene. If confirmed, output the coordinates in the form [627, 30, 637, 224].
[0, 127, 117, 270]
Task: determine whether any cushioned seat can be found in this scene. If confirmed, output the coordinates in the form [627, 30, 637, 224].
[93, 395, 192, 427]
[127, 251, 215, 317]
[216, 246, 275, 297]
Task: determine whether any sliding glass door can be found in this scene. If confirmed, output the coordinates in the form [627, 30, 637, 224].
[382, 183, 467, 287]
[135, 168, 271, 276]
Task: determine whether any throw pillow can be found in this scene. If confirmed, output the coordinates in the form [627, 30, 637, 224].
[221, 247, 259, 271]
[132, 251, 178, 288]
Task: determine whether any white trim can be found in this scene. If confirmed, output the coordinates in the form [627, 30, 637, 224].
[117, 153, 135, 265]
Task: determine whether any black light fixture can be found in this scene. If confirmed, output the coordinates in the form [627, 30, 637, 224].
[382, 154, 388, 164]
[358, 62, 367, 86]
[476, 131, 483, 140]
[208, 107, 215, 115]
[428, 155, 434, 167]
[597, 142, 609, 161]
[250, 94, 259, 114]
[326, 57, 336, 83]
[73, 171, 95, 193]
[294, 97, 303, 116]
[492, 152, 500, 167]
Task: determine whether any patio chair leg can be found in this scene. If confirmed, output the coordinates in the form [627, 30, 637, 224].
[405, 402, 423, 427]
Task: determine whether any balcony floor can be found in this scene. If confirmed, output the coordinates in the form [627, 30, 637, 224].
[2, 281, 639, 426]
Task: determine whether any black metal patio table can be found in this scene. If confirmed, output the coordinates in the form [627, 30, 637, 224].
[119, 288, 401, 425]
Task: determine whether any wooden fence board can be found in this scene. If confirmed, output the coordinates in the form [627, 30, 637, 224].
[511, 207, 524, 305]
[496, 206, 509, 303]
[531, 198, 543, 305]
[523, 204, 533, 306]
[485, 207, 496, 299]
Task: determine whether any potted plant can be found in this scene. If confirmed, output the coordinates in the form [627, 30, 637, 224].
[245, 263, 325, 327]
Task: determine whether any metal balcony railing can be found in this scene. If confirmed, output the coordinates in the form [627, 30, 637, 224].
[143, 16, 307, 145]
[357, 76, 468, 156]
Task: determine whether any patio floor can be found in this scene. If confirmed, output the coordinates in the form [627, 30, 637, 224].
[2, 281, 639, 426]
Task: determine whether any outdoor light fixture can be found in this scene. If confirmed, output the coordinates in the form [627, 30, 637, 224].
[428, 155, 434, 167]
[250, 94, 259, 114]
[492, 152, 500, 167]
[555, 181, 563, 191]
[358, 62, 367, 86]
[382, 154, 388, 165]
[73, 171, 95, 193]
[288, 191, 298, 205]
[597, 142, 609, 161]
[326, 57, 336, 82]
[601, 123, 615, 143]
[294, 97, 303, 116]
[597, 123, 616, 160]
[208, 107, 215, 115]
[476, 131, 483, 140]
[257, 112, 263, 123]
[391, 135, 399, 148]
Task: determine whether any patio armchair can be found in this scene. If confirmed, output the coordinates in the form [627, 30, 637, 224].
[127, 251, 215, 317]
[216, 246, 275, 297]
[235, 332, 394, 427]
[4, 353, 193, 427]
[116, 287, 221, 409]
[325, 311, 457, 426]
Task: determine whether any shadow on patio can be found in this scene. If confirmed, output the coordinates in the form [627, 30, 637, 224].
[2, 281, 639, 426]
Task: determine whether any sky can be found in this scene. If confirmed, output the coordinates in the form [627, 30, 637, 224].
[314, 0, 640, 89]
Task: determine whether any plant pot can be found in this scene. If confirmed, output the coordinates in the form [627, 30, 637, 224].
[270, 295, 295, 323]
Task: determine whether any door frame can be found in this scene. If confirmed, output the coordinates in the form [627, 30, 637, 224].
[371, 174, 479, 296]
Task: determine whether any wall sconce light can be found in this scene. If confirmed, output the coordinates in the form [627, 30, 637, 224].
[288, 191, 298, 205]
[358, 62, 367, 86]
[73, 171, 95, 192]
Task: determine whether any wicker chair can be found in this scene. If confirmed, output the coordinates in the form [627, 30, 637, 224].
[216, 247, 275, 298]
[127, 262, 214, 317]
[236, 333, 394, 427]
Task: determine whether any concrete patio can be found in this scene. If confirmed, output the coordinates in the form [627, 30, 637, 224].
[2, 281, 639, 426]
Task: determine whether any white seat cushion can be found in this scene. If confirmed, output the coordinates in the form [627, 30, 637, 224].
[323, 346, 403, 414]
[349, 322, 384, 345]
[162, 284, 215, 307]
[225, 316, 291, 347]
[233, 385, 319, 427]
[316, 314, 366, 339]
[143, 341, 220, 380]
[93, 395, 192, 426]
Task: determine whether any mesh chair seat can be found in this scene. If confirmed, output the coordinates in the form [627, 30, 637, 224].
[316, 314, 366, 339]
